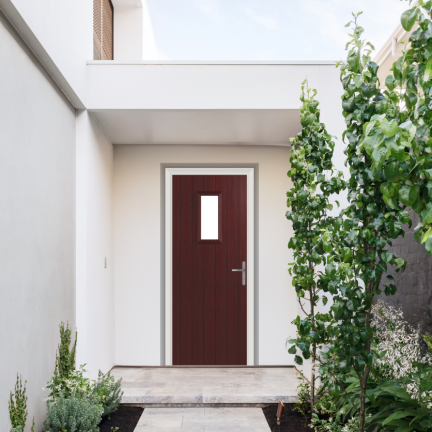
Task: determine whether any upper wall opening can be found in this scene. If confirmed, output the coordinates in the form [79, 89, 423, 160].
[93, 0, 114, 60]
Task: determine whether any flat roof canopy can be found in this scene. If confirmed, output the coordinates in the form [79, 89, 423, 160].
[91, 109, 299, 145]
[86, 61, 341, 146]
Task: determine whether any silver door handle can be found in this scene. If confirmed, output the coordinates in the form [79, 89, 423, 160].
[232, 261, 246, 286]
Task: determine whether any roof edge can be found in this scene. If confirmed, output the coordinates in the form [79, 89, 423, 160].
[87, 60, 337, 65]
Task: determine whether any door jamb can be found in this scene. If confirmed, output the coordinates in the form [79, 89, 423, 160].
[165, 168, 255, 365]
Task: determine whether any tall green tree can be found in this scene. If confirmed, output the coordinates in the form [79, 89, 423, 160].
[321, 13, 411, 432]
[286, 80, 345, 411]
[378, 0, 432, 254]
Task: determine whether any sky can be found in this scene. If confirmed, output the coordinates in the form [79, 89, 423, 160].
[147, 0, 410, 61]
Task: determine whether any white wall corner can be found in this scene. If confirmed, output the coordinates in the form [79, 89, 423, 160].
[76, 110, 89, 369]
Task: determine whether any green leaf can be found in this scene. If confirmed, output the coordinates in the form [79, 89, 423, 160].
[385, 75, 396, 91]
[381, 119, 399, 137]
[395, 258, 406, 269]
[372, 146, 389, 170]
[347, 299, 358, 311]
[299, 320, 312, 336]
[329, 384, 340, 396]
[399, 185, 419, 206]
[381, 182, 399, 209]
[288, 345, 297, 355]
[384, 161, 402, 182]
[405, 93, 418, 111]
[421, 228, 432, 243]
[349, 333, 360, 345]
[399, 121, 416, 142]
[398, 210, 411, 225]
[341, 247, 353, 263]
[380, 383, 411, 401]
[394, 426, 414, 432]
[347, 49, 361, 73]
[383, 410, 418, 426]
[309, 331, 319, 342]
[322, 296, 328, 306]
[382, 251, 394, 263]
[389, 141, 407, 162]
[342, 98, 356, 113]
[425, 237, 432, 253]
[425, 58, 432, 82]
[401, 7, 418, 31]
[365, 120, 376, 137]
[421, 208, 432, 225]
[323, 242, 333, 253]
[294, 355, 303, 365]
[325, 264, 336, 279]
[364, 132, 385, 155]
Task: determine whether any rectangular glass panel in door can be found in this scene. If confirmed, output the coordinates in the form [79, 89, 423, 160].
[172, 175, 247, 365]
[201, 195, 218, 240]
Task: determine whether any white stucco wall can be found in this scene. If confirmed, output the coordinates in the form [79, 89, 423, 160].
[0, 11, 76, 430]
[76, 111, 114, 378]
[113, 144, 297, 365]
[114, 1, 158, 61]
[1, 0, 92, 104]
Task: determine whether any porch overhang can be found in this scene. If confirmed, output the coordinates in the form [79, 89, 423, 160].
[86, 61, 338, 146]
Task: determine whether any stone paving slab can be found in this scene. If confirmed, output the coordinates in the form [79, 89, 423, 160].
[134, 407, 270, 431]
[113, 367, 299, 405]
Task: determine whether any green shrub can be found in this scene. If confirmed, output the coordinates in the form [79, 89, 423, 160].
[91, 370, 123, 418]
[310, 391, 345, 432]
[294, 378, 311, 416]
[43, 394, 102, 432]
[47, 364, 92, 401]
[48, 323, 77, 400]
[9, 375, 34, 432]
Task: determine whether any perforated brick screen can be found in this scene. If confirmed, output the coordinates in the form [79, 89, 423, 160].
[93, 0, 113, 60]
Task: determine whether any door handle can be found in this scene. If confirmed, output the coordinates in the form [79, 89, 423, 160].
[232, 261, 246, 286]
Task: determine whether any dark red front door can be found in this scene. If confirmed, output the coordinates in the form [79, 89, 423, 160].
[173, 175, 247, 365]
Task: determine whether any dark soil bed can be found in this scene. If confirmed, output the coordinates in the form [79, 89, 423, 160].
[98, 405, 144, 432]
[262, 404, 313, 432]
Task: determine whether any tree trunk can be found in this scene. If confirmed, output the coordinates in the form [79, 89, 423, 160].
[309, 280, 315, 413]
[358, 383, 366, 432]
[310, 355, 315, 412]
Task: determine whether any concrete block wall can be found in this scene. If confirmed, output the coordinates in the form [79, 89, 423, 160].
[377, 209, 432, 334]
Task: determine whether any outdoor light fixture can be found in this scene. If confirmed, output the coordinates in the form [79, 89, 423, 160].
[276, 400, 285, 426]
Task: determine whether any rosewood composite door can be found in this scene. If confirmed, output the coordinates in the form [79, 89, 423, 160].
[173, 175, 247, 365]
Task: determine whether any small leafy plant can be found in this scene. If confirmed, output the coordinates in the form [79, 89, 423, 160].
[310, 391, 345, 432]
[294, 377, 311, 416]
[47, 364, 92, 401]
[91, 370, 123, 418]
[47, 322, 77, 400]
[9, 375, 34, 432]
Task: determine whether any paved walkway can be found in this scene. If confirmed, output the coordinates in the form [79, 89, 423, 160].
[134, 407, 270, 431]
[112, 366, 299, 404]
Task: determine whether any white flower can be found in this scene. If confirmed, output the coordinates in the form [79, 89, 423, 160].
[371, 300, 432, 400]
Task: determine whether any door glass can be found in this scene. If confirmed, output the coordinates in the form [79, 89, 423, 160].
[201, 195, 218, 239]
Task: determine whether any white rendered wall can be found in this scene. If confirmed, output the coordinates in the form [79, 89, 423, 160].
[114, 6, 144, 61]
[1, 0, 93, 104]
[142, 0, 158, 60]
[114, 1, 158, 61]
[76, 111, 114, 378]
[113, 144, 296, 365]
[86, 63, 334, 110]
[0, 11, 76, 430]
